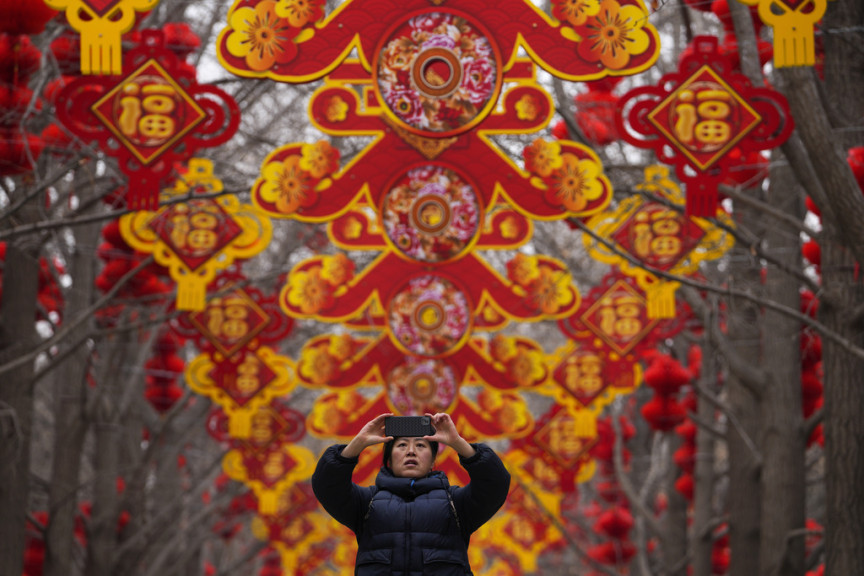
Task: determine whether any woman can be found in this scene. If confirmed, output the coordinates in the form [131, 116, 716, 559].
[312, 412, 511, 575]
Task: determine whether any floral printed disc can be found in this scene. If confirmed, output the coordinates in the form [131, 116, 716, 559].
[375, 11, 501, 136]
[382, 164, 480, 263]
[388, 274, 472, 356]
[387, 358, 458, 415]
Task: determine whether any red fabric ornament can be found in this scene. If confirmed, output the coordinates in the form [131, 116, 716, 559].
[801, 369, 822, 401]
[643, 355, 692, 396]
[0, 34, 40, 84]
[40, 123, 74, 152]
[0, 1, 58, 36]
[573, 90, 619, 146]
[0, 127, 44, 176]
[718, 38, 773, 73]
[802, 240, 821, 269]
[587, 540, 636, 565]
[144, 383, 183, 413]
[551, 119, 569, 140]
[800, 332, 822, 370]
[723, 148, 769, 187]
[674, 443, 696, 473]
[163, 23, 201, 59]
[675, 420, 698, 442]
[711, 0, 762, 34]
[800, 290, 819, 318]
[641, 395, 687, 431]
[594, 507, 634, 539]
[711, 545, 730, 574]
[848, 146, 864, 192]
[675, 472, 694, 501]
[683, 0, 713, 12]
[50, 34, 81, 76]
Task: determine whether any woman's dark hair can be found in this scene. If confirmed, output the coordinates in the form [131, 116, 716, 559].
[382, 437, 439, 468]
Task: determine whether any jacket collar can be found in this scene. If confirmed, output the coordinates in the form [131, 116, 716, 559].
[375, 466, 450, 498]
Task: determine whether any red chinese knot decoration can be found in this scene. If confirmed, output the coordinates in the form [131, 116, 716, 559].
[55, 30, 240, 210]
[616, 36, 793, 216]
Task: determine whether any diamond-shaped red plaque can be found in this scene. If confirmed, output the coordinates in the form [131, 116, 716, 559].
[580, 279, 658, 356]
[188, 288, 270, 357]
[81, 0, 124, 17]
[610, 203, 705, 272]
[533, 409, 593, 467]
[209, 354, 277, 407]
[147, 198, 243, 271]
[92, 60, 206, 165]
[647, 66, 761, 171]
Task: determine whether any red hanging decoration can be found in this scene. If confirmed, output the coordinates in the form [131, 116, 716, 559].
[616, 36, 793, 216]
[55, 30, 240, 210]
[0, 1, 58, 36]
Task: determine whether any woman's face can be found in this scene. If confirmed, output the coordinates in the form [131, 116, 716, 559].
[389, 437, 435, 478]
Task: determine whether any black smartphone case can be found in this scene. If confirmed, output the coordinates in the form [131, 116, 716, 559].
[385, 416, 434, 437]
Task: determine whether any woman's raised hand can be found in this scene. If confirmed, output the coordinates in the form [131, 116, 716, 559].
[341, 413, 393, 458]
[426, 413, 476, 458]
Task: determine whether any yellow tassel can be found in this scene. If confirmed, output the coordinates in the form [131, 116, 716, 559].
[645, 280, 679, 319]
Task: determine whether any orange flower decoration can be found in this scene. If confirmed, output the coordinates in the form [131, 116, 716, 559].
[546, 153, 605, 212]
[523, 138, 563, 177]
[260, 155, 315, 215]
[507, 253, 541, 286]
[287, 266, 335, 314]
[226, 1, 299, 71]
[526, 266, 575, 315]
[300, 140, 340, 179]
[276, 0, 324, 27]
[553, 0, 601, 27]
[577, 0, 651, 70]
[300, 344, 339, 385]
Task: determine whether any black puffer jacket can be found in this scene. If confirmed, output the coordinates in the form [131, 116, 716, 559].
[312, 443, 510, 576]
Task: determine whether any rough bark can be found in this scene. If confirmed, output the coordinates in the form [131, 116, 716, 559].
[0, 231, 40, 576]
[805, 2, 864, 574]
[759, 156, 805, 576]
[725, 197, 764, 576]
[45, 220, 100, 576]
[691, 349, 718, 576]
[663, 433, 689, 576]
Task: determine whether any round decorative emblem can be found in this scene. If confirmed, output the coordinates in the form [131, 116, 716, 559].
[387, 358, 458, 415]
[374, 10, 501, 136]
[388, 274, 471, 356]
[381, 164, 480, 263]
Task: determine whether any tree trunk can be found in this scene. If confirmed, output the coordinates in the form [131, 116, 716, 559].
[691, 349, 718, 576]
[725, 196, 764, 576]
[45, 220, 100, 576]
[816, 3, 864, 573]
[663, 433, 689, 576]
[759, 156, 806, 576]
[0, 243, 40, 576]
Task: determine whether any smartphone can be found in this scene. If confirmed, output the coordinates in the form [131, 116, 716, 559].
[384, 415, 435, 438]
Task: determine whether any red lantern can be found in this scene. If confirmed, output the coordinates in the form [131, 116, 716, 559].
[0, 33, 40, 84]
[711, 545, 730, 574]
[588, 540, 636, 565]
[551, 119, 569, 140]
[0, 127, 44, 176]
[573, 90, 619, 146]
[50, 34, 81, 76]
[643, 354, 692, 396]
[848, 146, 864, 192]
[674, 443, 696, 473]
[675, 472, 694, 501]
[594, 507, 634, 539]
[723, 148, 769, 188]
[163, 23, 201, 59]
[641, 395, 687, 431]
[802, 240, 821, 270]
[0, 1, 58, 36]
